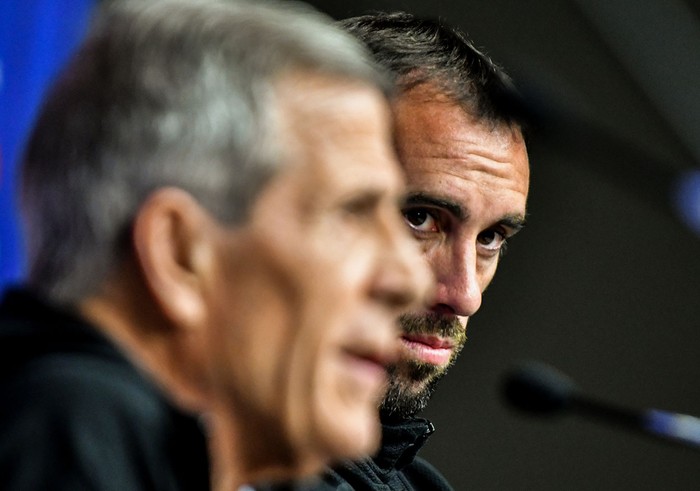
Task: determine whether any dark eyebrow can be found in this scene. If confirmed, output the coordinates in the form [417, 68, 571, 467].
[403, 192, 467, 221]
[403, 192, 527, 234]
[499, 214, 527, 235]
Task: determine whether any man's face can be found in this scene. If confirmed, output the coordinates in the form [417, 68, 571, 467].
[381, 83, 530, 416]
[205, 73, 431, 477]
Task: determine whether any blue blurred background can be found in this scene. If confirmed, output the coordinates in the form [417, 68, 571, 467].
[1, 0, 95, 288]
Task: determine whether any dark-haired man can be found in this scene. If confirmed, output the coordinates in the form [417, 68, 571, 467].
[258, 12, 530, 490]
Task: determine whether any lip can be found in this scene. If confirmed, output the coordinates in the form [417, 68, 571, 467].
[340, 342, 396, 393]
[400, 333, 454, 366]
[338, 351, 387, 398]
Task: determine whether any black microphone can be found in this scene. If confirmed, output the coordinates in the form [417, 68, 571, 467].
[502, 360, 700, 450]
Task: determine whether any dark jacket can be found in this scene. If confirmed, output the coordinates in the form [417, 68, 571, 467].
[0, 288, 210, 490]
[257, 413, 453, 490]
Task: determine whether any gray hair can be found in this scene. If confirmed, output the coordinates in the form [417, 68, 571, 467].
[20, 0, 389, 304]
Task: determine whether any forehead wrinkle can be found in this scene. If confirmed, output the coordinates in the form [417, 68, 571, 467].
[409, 158, 527, 196]
[411, 111, 528, 175]
[427, 131, 525, 169]
[414, 101, 522, 147]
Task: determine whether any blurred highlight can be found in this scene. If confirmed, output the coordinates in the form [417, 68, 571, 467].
[672, 169, 700, 237]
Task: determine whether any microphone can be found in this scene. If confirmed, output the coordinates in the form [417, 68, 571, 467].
[502, 360, 700, 450]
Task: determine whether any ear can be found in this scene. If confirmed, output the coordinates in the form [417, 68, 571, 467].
[132, 187, 215, 332]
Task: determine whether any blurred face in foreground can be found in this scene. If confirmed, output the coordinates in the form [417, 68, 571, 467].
[382, 83, 530, 417]
[205, 72, 432, 480]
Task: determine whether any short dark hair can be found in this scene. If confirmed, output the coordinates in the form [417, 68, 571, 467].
[340, 12, 527, 129]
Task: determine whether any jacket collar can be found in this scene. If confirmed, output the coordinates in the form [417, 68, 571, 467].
[373, 411, 435, 471]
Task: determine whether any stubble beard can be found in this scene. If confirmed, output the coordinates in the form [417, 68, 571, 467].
[380, 312, 467, 419]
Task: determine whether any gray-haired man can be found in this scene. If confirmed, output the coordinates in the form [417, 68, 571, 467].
[0, 2, 431, 489]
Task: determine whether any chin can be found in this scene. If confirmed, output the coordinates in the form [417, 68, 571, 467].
[314, 404, 382, 463]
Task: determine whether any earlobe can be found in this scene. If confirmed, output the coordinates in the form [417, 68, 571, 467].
[132, 187, 214, 332]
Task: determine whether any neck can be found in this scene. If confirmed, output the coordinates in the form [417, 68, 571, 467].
[207, 410, 251, 491]
[207, 401, 326, 490]
[78, 268, 207, 413]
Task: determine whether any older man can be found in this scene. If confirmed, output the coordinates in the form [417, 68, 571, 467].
[0, 2, 431, 490]
[259, 11, 530, 491]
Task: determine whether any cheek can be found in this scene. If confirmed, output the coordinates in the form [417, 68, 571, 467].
[478, 258, 500, 290]
[308, 345, 383, 460]
[207, 248, 302, 419]
[285, 266, 355, 394]
[209, 309, 269, 411]
[421, 244, 453, 278]
[282, 255, 381, 458]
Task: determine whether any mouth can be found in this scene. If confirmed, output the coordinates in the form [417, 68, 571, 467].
[340, 345, 396, 394]
[399, 333, 454, 366]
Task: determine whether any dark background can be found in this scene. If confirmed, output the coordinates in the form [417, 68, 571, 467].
[2, 1, 698, 489]
[307, 1, 700, 489]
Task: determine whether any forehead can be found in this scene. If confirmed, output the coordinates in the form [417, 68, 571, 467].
[253, 71, 403, 217]
[392, 85, 530, 218]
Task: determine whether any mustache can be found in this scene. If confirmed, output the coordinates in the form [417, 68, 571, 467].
[397, 312, 464, 339]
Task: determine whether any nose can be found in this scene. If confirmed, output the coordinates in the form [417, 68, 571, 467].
[370, 217, 434, 312]
[430, 242, 482, 318]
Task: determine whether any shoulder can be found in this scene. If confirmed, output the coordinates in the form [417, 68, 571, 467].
[0, 292, 208, 490]
[0, 352, 202, 490]
[1, 348, 167, 425]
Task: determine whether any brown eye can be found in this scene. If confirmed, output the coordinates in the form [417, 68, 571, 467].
[477, 229, 506, 251]
[403, 208, 438, 232]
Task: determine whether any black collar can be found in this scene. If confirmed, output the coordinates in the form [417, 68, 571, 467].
[373, 412, 435, 471]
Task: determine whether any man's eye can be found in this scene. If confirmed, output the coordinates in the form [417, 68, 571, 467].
[403, 208, 439, 233]
[477, 229, 506, 252]
[340, 194, 379, 219]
